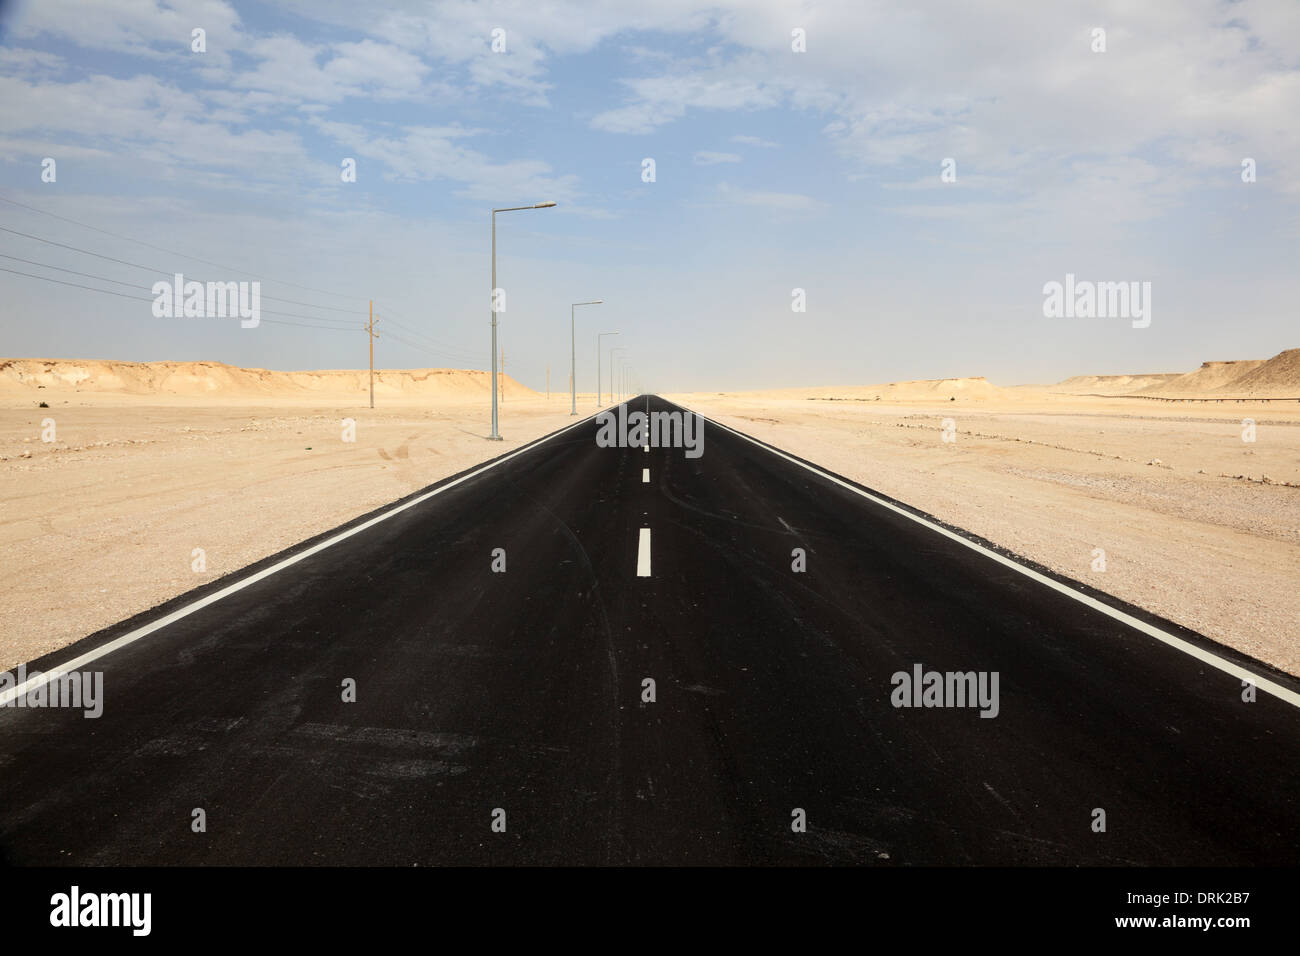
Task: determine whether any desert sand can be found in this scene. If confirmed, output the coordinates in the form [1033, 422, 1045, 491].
[0, 358, 540, 404]
[0, 359, 597, 671]
[667, 348, 1300, 676]
[2, 353, 1298, 678]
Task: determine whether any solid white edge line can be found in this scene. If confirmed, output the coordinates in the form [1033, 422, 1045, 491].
[0, 413, 600, 707]
[637, 528, 652, 577]
[671, 400, 1300, 711]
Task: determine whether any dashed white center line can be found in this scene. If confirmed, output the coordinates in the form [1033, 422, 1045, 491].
[642, 468, 649, 483]
[637, 528, 652, 577]
[643, 445, 649, 453]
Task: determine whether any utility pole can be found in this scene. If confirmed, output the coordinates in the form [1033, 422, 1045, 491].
[610, 347, 626, 404]
[597, 331, 620, 406]
[365, 300, 380, 409]
[570, 300, 602, 415]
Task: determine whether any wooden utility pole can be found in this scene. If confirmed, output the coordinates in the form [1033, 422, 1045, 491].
[365, 300, 380, 408]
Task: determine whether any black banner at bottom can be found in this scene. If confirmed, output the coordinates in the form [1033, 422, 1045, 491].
[2, 866, 1286, 942]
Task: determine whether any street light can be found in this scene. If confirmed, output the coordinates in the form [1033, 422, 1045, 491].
[489, 200, 556, 440]
[610, 348, 627, 403]
[597, 331, 620, 406]
[570, 300, 602, 415]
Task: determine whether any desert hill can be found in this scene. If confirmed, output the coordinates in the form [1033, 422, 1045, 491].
[1137, 360, 1267, 396]
[1052, 373, 1181, 395]
[750, 376, 1012, 403]
[0, 359, 537, 401]
[1220, 348, 1300, 396]
[1051, 349, 1299, 399]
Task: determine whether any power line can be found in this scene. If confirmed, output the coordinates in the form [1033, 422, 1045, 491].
[0, 262, 359, 331]
[384, 325, 481, 362]
[0, 224, 363, 315]
[0, 246, 361, 325]
[369, 301, 483, 361]
[0, 252, 144, 289]
[259, 317, 355, 331]
[0, 193, 371, 304]
[383, 328, 483, 366]
[0, 261, 491, 354]
[0, 196, 488, 361]
[0, 265, 157, 302]
[0, 195, 489, 361]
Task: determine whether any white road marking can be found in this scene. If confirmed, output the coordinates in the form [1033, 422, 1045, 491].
[678, 402, 1300, 711]
[643, 445, 649, 453]
[637, 528, 652, 577]
[0, 412, 603, 708]
[642, 468, 650, 483]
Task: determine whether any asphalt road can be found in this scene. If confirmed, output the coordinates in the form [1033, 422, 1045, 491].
[2, 395, 1298, 866]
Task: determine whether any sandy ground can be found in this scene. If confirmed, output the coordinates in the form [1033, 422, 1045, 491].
[0, 392, 594, 672]
[3, 369, 1298, 681]
[665, 390, 1300, 676]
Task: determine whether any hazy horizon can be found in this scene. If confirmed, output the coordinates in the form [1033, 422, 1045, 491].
[2, 351, 1291, 394]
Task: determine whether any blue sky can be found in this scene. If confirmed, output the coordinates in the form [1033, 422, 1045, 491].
[1, 0, 1297, 392]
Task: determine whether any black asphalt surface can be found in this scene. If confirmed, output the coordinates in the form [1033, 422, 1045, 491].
[1, 395, 1298, 866]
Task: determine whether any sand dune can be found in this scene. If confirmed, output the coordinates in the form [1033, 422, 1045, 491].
[1219, 348, 1300, 396]
[0, 358, 537, 401]
[1137, 359, 1267, 396]
[11, 349, 1297, 405]
[1119, 350, 1300, 398]
[1051, 373, 1181, 395]
[741, 376, 1014, 403]
[739, 350, 1299, 404]
[1053, 350, 1299, 399]
[851, 376, 1008, 401]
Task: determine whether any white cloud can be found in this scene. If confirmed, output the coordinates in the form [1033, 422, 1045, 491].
[309, 120, 579, 203]
[717, 182, 826, 212]
[226, 35, 434, 104]
[693, 151, 741, 165]
[11, 0, 242, 65]
[0, 47, 66, 77]
[589, 99, 683, 135]
[277, 0, 721, 105]
[583, 0, 1300, 221]
[0, 72, 314, 177]
[6, 0, 1299, 247]
[592, 59, 788, 133]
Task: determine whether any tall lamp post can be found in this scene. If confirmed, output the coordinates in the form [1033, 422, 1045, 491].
[597, 331, 620, 406]
[489, 200, 556, 440]
[610, 348, 627, 403]
[570, 300, 602, 415]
